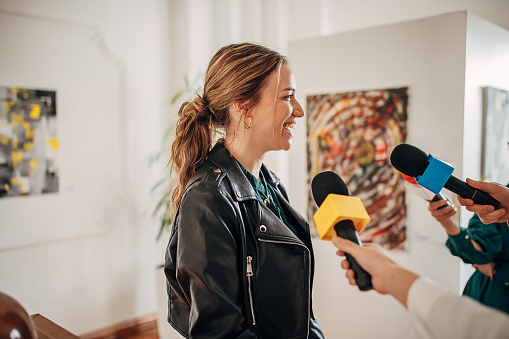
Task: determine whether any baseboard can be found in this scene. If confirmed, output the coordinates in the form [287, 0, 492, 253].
[81, 313, 158, 339]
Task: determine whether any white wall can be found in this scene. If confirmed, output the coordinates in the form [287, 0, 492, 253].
[463, 12, 509, 208]
[289, 0, 509, 42]
[459, 11, 509, 294]
[290, 12, 469, 338]
[0, 0, 171, 335]
[1, 0, 509, 337]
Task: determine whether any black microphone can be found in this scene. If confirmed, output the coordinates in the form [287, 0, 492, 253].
[390, 144, 499, 208]
[311, 171, 373, 291]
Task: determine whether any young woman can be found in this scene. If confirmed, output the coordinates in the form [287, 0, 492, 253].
[164, 42, 324, 338]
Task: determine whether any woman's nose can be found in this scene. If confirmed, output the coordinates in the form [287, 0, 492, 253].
[293, 99, 304, 117]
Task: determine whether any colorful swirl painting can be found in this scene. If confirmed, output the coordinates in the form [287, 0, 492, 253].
[307, 87, 408, 250]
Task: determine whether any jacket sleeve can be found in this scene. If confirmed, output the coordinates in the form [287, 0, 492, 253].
[493, 261, 509, 288]
[176, 186, 257, 338]
[407, 277, 509, 339]
[445, 213, 503, 264]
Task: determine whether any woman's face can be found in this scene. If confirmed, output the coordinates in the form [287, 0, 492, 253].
[248, 63, 304, 152]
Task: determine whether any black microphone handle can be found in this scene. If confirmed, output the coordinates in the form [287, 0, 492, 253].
[444, 176, 499, 208]
[431, 192, 446, 202]
[431, 192, 448, 209]
[334, 220, 373, 291]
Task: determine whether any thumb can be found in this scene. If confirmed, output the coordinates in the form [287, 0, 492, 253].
[332, 236, 360, 255]
[466, 178, 482, 188]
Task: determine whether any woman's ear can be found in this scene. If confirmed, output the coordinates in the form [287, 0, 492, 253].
[232, 100, 250, 114]
[227, 102, 243, 128]
[231, 101, 243, 113]
[233, 100, 251, 114]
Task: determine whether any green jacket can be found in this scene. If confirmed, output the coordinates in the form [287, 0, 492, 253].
[446, 205, 509, 314]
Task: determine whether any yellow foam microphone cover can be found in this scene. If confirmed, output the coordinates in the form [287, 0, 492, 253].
[313, 194, 371, 241]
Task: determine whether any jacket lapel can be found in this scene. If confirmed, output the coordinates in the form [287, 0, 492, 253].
[208, 142, 309, 243]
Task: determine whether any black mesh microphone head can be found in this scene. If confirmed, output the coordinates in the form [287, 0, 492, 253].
[390, 144, 429, 177]
[311, 171, 349, 207]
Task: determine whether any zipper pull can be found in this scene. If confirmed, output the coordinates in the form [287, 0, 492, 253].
[247, 256, 253, 276]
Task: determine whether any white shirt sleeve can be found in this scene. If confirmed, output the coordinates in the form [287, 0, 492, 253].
[407, 277, 509, 339]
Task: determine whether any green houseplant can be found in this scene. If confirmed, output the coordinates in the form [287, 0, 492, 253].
[150, 73, 204, 240]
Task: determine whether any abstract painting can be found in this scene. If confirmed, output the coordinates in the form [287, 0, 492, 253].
[0, 87, 58, 198]
[307, 87, 408, 250]
[482, 86, 509, 185]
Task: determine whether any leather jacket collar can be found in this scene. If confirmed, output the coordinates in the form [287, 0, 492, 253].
[206, 142, 281, 202]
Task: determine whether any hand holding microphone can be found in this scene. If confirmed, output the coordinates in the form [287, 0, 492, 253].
[457, 178, 509, 223]
[332, 236, 418, 306]
[311, 171, 372, 291]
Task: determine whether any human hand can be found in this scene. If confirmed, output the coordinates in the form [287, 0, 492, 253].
[332, 236, 419, 307]
[457, 179, 509, 223]
[472, 262, 496, 280]
[333, 237, 394, 295]
[428, 199, 457, 223]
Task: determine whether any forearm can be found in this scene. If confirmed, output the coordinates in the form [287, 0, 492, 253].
[385, 265, 419, 308]
[440, 218, 461, 236]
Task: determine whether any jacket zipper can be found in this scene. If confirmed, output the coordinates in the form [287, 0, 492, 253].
[258, 238, 311, 339]
[246, 255, 256, 326]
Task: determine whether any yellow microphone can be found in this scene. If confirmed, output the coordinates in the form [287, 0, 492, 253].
[311, 171, 372, 291]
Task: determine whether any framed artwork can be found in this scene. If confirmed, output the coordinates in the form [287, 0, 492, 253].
[0, 10, 123, 250]
[0, 87, 58, 198]
[307, 87, 408, 250]
[482, 86, 509, 185]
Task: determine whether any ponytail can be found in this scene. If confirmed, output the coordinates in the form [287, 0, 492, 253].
[170, 95, 212, 212]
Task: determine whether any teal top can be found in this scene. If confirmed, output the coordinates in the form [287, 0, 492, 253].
[239, 164, 299, 237]
[446, 195, 509, 314]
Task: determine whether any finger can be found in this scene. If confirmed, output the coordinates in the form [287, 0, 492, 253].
[465, 178, 482, 189]
[456, 196, 473, 206]
[345, 269, 356, 285]
[478, 210, 506, 224]
[341, 259, 350, 270]
[428, 199, 448, 211]
[441, 209, 457, 219]
[336, 250, 346, 257]
[479, 217, 499, 225]
[434, 205, 455, 217]
[437, 211, 457, 221]
[466, 178, 501, 194]
[465, 204, 496, 214]
[332, 236, 360, 255]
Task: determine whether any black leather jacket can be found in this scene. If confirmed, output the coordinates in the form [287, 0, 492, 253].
[165, 143, 324, 339]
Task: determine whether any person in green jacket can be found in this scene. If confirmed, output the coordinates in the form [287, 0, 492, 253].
[428, 189, 509, 314]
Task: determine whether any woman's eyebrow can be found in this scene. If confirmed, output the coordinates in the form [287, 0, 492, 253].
[282, 86, 295, 92]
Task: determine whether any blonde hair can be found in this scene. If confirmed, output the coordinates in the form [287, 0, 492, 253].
[170, 42, 287, 211]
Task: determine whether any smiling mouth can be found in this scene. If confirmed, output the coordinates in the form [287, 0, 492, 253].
[283, 122, 296, 131]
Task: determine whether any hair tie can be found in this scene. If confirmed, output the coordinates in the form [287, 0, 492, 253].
[200, 95, 209, 107]
[192, 95, 211, 118]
